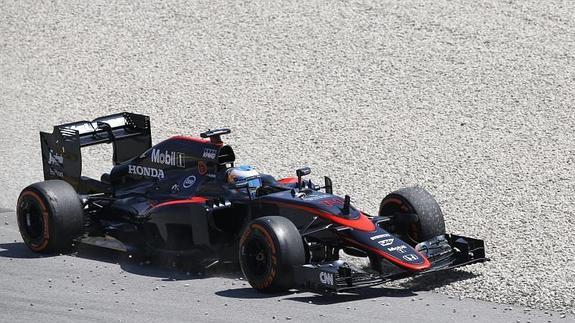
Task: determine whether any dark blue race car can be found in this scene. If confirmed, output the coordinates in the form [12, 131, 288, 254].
[17, 112, 486, 293]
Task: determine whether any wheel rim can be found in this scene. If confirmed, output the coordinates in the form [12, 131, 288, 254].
[243, 235, 271, 278]
[381, 198, 420, 244]
[18, 196, 47, 246]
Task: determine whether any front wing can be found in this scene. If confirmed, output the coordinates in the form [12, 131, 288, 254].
[293, 234, 487, 294]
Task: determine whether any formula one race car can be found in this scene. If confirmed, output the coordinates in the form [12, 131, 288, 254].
[17, 112, 486, 293]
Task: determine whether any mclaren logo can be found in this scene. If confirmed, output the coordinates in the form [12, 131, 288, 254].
[378, 238, 394, 247]
[319, 272, 334, 286]
[151, 149, 185, 168]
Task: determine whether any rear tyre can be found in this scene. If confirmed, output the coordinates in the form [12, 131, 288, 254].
[239, 216, 305, 293]
[16, 180, 84, 254]
[379, 187, 445, 245]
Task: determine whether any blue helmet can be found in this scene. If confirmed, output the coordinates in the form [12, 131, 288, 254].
[227, 165, 262, 189]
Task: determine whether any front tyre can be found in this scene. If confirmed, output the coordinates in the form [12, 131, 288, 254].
[17, 180, 84, 254]
[379, 187, 446, 245]
[239, 216, 305, 293]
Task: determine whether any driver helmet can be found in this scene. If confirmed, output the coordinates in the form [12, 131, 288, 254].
[227, 165, 262, 189]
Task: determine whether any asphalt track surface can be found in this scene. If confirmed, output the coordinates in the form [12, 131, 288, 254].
[0, 0, 574, 321]
[0, 212, 562, 322]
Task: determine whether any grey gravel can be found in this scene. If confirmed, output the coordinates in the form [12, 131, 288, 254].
[1, 0, 574, 316]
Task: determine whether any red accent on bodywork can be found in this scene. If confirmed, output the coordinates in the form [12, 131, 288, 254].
[342, 237, 431, 272]
[169, 136, 223, 146]
[278, 177, 298, 184]
[152, 196, 208, 209]
[259, 201, 376, 232]
[198, 161, 208, 175]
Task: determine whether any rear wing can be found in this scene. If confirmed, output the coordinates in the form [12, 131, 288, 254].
[40, 112, 152, 192]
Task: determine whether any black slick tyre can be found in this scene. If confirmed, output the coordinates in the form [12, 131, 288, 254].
[379, 187, 446, 245]
[239, 216, 305, 293]
[16, 180, 84, 254]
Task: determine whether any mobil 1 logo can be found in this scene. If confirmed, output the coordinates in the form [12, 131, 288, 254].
[151, 149, 185, 168]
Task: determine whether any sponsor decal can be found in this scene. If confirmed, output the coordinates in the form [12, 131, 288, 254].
[319, 197, 344, 207]
[370, 233, 391, 241]
[402, 254, 418, 262]
[319, 271, 334, 286]
[302, 194, 328, 201]
[48, 150, 63, 165]
[128, 165, 165, 179]
[387, 245, 407, 253]
[378, 238, 394, 247]
[198, 161, 208, 175]
[182, 175, 197, 189]
[202, 148, 217, 159]
[48, 149, 64, 177]
[151, 149, 185, 168]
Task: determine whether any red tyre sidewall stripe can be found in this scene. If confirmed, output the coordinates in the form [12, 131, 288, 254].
[18, 191, 50, 251]
[242, 223, 278, 289]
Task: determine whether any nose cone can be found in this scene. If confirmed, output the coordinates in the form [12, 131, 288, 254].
[343, 228, 432, 272]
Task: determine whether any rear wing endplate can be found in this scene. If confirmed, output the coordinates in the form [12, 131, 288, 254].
[40, 112, 151, 191]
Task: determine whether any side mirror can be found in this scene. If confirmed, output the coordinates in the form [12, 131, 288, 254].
[296, 167, 311, 177]
[296, 167, 311, 189]
[232, 180, 252, 200]
[233, 180, 249, 189]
